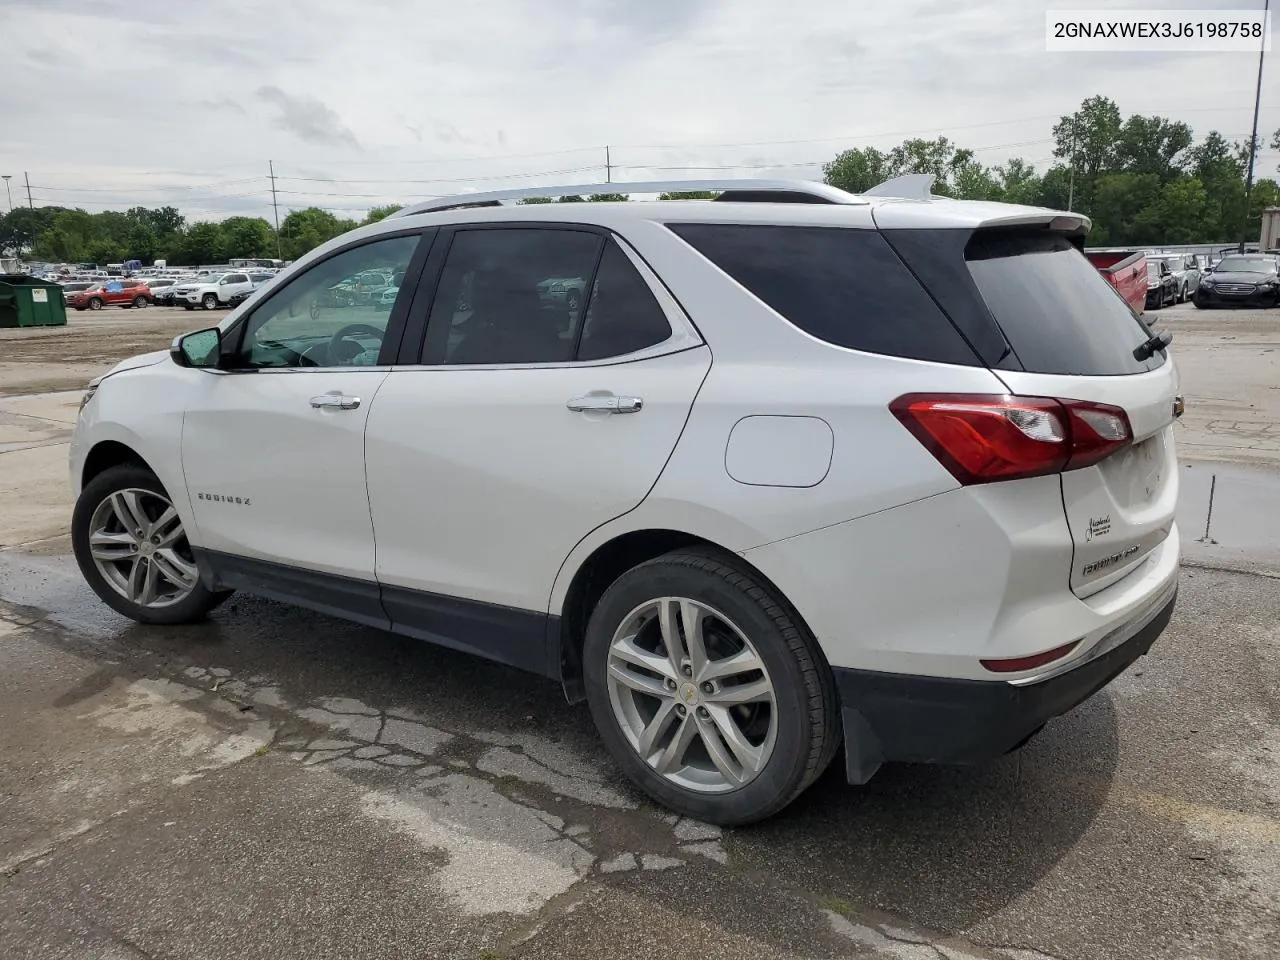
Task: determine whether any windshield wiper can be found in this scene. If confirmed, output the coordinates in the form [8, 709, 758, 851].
[1133, 329, 1173, 361]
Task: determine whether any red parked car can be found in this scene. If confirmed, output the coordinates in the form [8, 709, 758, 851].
[1084, 250, 1148, 316]
[69, 280, 153, 311]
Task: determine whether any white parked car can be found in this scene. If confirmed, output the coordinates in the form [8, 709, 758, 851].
[176, 271, 258, 310]
[68, 178, 1182, 825]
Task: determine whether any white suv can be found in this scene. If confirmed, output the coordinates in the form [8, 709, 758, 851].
[68, 178, 1182, 825]
[176, 271, 263, 310]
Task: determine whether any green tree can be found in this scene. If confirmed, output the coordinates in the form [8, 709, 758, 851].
[823, 146, 894, 193]
[1189, 131, 1246, 240]
[33, 210, 99, 261]
[126, 222, 159, 262]
[1135, 177, 1210, 244]
[277, 207, 355, 261]
[175, 222, 224, 265]
[952, 158, 1002, 201]
[1053, 95, 1124, 212]
[658, 191, 719, 200]
[886, 137, 972, 196]
[1115, 115, 1192, 181]
[516, 196, 553, 204]
[1088, 172, 1162, 244]
[994, 158, 1042, 206]
[587, 193, 629, 201]
[4, 206, 70, 257]
[127, 205, 184, 237]
[363, 204, 403, 224]
[218, 216, 276, 259]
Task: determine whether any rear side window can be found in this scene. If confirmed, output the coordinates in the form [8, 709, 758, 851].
[667, 223, 978, 365]
[578, 240, 672, 361]
[965, 232, 1161, 375]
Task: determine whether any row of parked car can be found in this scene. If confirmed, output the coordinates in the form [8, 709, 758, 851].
[1146, 250, 1280, 310]
[54, 269, 280, 311]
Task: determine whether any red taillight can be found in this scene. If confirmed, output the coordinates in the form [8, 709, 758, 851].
[980, 640, 1080, 674]
[890, 393, 1132, 485]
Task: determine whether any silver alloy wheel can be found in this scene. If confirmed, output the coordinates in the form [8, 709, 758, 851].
[606, 597, 778, 794]
[87, 488, 199, 609]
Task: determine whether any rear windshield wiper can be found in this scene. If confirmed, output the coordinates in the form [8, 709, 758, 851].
[1133, 329, 1173, 361]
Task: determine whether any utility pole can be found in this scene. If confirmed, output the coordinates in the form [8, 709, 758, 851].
[1240, 0, 1270, 252]
[23, 171, 33, 209]
[605, 145, 612, 184]
[268, 160, 282, 259]
[1066, 120, 1076, 212]
[1, 175, 11, 212]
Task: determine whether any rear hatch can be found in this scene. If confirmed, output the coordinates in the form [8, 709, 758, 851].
[884, 221, 1179, 598]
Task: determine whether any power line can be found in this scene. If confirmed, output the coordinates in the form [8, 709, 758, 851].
[25, 177, 267, 193]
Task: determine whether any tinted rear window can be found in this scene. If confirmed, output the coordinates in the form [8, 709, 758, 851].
[667, 223, 979, 365]
[965, 232, 1162, 376]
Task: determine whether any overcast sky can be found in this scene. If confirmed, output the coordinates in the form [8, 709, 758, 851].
[1, 0, 1276, 221]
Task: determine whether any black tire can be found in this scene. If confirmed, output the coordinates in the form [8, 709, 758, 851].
[201, 293, 218, 310]
[583, 548, 839, 826]
[72, 464, 232, 625]
[133, 295, 148, 309]
[184, 303, 194, 311]
[88, 297, 103, 311]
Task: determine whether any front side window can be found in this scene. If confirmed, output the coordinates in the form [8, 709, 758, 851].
[233, 234, 420, 369]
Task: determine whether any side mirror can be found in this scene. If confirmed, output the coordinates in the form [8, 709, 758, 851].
[171, 327, 221, 369]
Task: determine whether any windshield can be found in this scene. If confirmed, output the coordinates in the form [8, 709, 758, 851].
[1216, 256, 1274, 273]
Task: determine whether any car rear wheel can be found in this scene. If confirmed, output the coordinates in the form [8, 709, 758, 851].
[583, 548, 839, 826]
[72, 465, 232, 625]
[133, 295, 148, 309]
[88, 297, 103, 311]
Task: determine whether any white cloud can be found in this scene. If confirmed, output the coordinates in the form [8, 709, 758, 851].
[0, 0, 1276, 221]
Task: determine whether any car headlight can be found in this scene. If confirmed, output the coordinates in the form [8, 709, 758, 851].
[80, 376, 102, 412]
[1261, 281, 1277, 289]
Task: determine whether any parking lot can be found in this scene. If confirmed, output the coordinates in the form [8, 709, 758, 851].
[1, 303, 1278, 959]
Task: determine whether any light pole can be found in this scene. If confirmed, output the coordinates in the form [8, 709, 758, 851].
[1, 175, 11, 212]
[1240, 0, 1270, 252]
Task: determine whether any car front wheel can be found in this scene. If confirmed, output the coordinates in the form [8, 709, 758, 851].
[583, 549, 839, 826]
[72, 464, 232, 625]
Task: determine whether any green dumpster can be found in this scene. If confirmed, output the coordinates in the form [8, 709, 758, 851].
[0, 275, 68, 327]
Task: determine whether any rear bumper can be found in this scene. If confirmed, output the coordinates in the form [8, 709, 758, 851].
[834, 587, 1177, 783]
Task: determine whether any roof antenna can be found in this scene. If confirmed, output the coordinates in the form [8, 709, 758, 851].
[863, 173, 936, 200]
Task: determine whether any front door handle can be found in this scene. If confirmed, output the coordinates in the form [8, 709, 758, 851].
[310, 394, 361, 410]
[567, 394, 643, 414]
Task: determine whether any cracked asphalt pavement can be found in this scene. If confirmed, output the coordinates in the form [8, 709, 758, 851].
[1, 304, 1278, 959]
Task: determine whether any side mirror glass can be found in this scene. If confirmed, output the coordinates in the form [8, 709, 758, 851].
[171, 328, 221, 369]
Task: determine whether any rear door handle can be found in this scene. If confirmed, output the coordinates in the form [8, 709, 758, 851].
[310, 394, 361, 410]
[567, 394, 643, 414]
